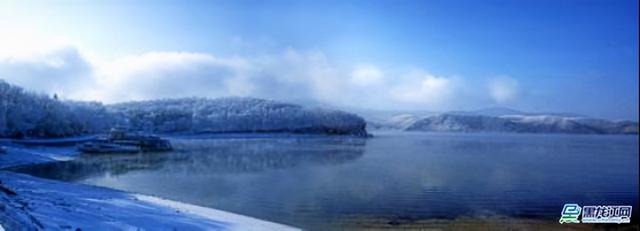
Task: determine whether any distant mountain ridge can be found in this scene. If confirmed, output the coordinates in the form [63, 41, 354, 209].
[447, 107, 586, 118]
[364, 108, 638, 135]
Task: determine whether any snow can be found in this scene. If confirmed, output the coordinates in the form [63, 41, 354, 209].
[109, 97, 368, 136]
[0, 145, 79, 169]
[1, 80, 113, 138]
[2, 80, 368, 138]
[499, 114, 583, 123]
[135, 194, 298, 231]
[0, 171, 299, 230]
[385, 114, 422, 129]
[0, 140, 299, 230]
[363, 110, 638, 134]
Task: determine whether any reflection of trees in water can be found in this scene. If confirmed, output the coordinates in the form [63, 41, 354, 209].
[13, 137, 366, 182]
[11, 153, 167, 182]
[170, 138, 366, 173]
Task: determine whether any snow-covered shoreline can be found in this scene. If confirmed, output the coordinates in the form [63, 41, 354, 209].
[0, 143, 299, 230]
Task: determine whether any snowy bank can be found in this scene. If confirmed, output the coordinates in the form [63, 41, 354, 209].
[0, 145, 79, 169]
[0, 143, 299, 230]
[0, 171, 298, 230]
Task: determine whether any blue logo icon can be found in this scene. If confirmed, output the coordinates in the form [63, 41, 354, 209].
[559, 203, 582, 224]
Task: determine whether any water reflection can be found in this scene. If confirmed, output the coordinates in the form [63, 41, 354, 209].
[13, 137, 366, 182]
[11, 133, 639, 229]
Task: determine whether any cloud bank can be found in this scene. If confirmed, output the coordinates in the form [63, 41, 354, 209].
[487, 76, 520, 104]
[0, 46, 93, 98]
[0, 44, 519, 111]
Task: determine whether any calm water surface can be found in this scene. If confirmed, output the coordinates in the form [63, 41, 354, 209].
[15, 132, 640, 229]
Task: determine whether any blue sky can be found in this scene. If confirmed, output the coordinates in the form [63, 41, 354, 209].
[0, 0, 638, 120]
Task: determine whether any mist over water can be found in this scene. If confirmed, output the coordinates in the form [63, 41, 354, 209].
[16, 132, 639, 229]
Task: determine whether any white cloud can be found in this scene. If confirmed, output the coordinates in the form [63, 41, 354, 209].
[0, 46, 94, 98]
[0, 43, 495, 111]
[92, 52, 249, 101]
[390, 70, 458, 107]
[350, 65, 383, 86]
[487, 76, 520, 103]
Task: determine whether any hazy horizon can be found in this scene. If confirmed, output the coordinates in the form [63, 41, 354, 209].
[1, 0, 638, 120]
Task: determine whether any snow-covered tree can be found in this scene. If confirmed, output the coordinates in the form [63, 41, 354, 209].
[108, 97, 368, 135]
[0, 80, 115, 138]
[1, 79, 368, 138]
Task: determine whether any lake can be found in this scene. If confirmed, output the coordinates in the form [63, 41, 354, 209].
[14, 132, 639, 229]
